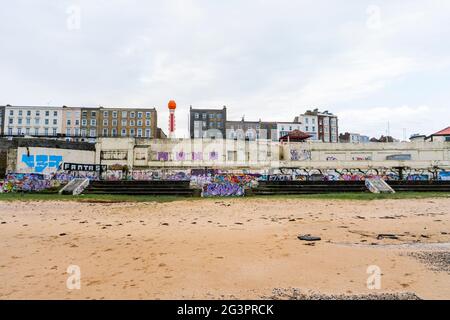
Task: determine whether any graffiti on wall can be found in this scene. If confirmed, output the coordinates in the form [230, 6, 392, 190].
[0, 173, 53, 193]
[352, 156, 372, 161]
[209, 151, 219, 161]
[166, 171, 191, 181]
[157, 152, 169, 161]
[202, 183, 245, 197]
[439, 171, 450, 181]
[290, 149, 312, 161]
[192, 152, 203, 161]
[176, 152, 186, 161]
[22, 154, 63, 173]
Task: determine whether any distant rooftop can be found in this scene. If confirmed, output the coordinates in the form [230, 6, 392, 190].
[431, 126, 450, 136]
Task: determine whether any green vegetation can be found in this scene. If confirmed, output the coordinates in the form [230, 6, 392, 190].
[251, 192, 450, 201]
[0, 191, 448, 202]
[0, 193, 188, 203]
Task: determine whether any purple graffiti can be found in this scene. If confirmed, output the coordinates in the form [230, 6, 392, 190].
[192, 152, 203, 161]
[176, 152, 186, 161]
[1, 173, 53, 193]
[209, 151, 218, 161]
[157, 152, 169, 161]
[202, 183, 245, 197]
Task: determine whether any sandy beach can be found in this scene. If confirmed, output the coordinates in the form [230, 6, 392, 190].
[0, 197, 449, 300]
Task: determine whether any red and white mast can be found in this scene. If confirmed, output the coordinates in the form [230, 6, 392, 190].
[168, 100, 177, 139]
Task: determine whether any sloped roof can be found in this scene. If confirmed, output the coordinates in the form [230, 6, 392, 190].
[279, 130, 312, 142]
[431, 126, 450, 136]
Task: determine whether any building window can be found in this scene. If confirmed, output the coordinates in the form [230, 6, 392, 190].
[8, 128, 12, 135]
[146, 112, 151, 118]
[27, 111, 31, 116]
[91, 111, 96, 117]
[44, 128, 49, 136]
[34, 128, 39, 136]
[53, 119, 57, 125]
[26, 118, 31, 125]
[130, 112, 135, 118]
[52, 128, 57, 136]
[67, 119, 71, 126]
[145, 120, 151, 126]
[121, 119, 127, 126]
[195, 113, 199, 119]
[130, 128, 135, 136]
[137, 120, 142, 126]
[54, 111, 58, 117]
[9, 110, 13, 116]
[8, 118, 13, 124]
[82, 111, 87, 117]
[17, 128, 22, 135]
[45, 111, 50, 117]
[90, 129, 96, 137]
[103, 111, 109, 118]
[103, 119, 108, 126]
[121, 129, 127, 137]
[103, 128, 108, 137]
[145, 129, 151, 137]
[112, 111, 118, 118]
[202, 113, 207, 119]
[130, 120, 135, 126]
[18, 118, 22, 125]
[75, 128, 79, 136]
[75, 120, 80, 126]
[112, 119, 117, 126]
[25, 128, 30, 135]
[36, 111, 40, 116]
[45, 119, 49, 125]
[81, 119, 87, 126]
[66, 128, 71, 136]
[90, 119, 96, 126]
[121, 111, 127, 118]
[137, 128, 143, 137]
[18, 110, 22, 116]
[111, 128, 117, 137]
[137, 112, 143, 118]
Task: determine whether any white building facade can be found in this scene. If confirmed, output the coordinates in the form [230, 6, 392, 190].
[2, 105, 63, 137]
[276, 122, 303, 140]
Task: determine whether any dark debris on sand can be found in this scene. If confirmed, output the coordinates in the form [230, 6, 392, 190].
[408, 251, 450, 273]
[262, 288, 421, 300]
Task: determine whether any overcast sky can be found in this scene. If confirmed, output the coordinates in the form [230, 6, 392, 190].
[1, 0, 449, 139]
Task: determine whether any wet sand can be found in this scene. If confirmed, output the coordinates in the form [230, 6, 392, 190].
[0, 198, 449, 299]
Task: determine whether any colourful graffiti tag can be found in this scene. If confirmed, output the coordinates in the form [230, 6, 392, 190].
[202, 183, 245, 197]
[22, 154, 63, 173]
[0, 173, 53, 193]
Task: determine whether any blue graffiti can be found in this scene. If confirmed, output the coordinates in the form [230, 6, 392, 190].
[203, 183, 245, 197]
[21, 154, 63, 173]
[439, 171, 450, 181]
